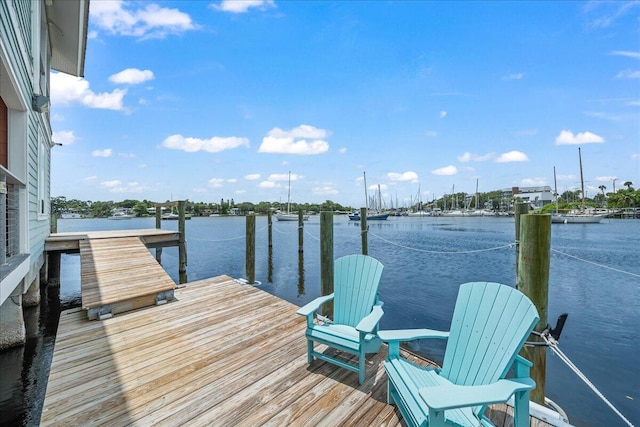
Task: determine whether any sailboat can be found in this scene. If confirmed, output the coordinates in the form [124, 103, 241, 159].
[349, 172, 389, 220]
[275, 172, 309, 221]
[551, 148, 605, 224]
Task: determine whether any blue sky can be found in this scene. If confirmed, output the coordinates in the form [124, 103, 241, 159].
[50, 0, 639, 207]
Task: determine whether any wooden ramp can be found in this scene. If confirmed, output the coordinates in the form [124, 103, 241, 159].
[41, 276, 553, 427]
[80, 236, 176, 320]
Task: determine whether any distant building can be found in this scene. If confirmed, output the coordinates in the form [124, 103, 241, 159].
[501, 186, 554, 209]
[1, 1, 89, 349]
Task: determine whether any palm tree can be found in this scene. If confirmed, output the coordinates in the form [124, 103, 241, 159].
[624, 181, 634, 190]
[599, 185, 606, 197]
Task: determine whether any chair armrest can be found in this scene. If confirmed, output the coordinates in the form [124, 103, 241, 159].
[356, 303, 384, 333]
[379, 329, 449, 359]
[378, 329, 449, 342]
[296, 293, 334, 317]
[419, 378, 535, 411]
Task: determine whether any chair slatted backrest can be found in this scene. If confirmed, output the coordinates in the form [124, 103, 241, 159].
[441, 282, 539, 387]
[333, 255, 384, 327]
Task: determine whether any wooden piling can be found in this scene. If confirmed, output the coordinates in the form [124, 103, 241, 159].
[360, 207, 368, 255]
[246, 214, 256, 285]
[47, 213, 60, 287]
[320, 211, 334, 318]
[514, 202, 529, 285]
[178, 201, 187, 284]
[155, 205, 162, 263]
[516, 213, 551, 405]
[298, 209, 304, 253]
[267, 210, 273, 249]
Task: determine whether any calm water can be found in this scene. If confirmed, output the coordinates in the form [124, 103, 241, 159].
[1, 216, 638, 426]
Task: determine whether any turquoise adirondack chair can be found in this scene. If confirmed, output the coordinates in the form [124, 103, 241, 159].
[379, 282, 539, 427]
[296, 254, 384, 385]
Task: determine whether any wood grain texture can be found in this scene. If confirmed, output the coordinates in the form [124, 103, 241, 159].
[41, 276, 555, 427]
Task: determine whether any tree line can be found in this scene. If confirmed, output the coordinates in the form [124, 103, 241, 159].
[51, 182, 638, 218]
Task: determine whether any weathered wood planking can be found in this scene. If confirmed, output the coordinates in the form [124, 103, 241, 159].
[42, 276, 555, 427]
[45, 229, 180, 252]
[80, 236, 175, 312]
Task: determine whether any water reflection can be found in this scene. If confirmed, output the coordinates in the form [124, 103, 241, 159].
[297, 251, 305, 296]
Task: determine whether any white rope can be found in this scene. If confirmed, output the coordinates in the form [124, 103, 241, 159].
[541, 334, 635, 427]
[304, 228, 320, 241]
[369, 231, 514, 254]
[188, 225, 268, 242]
[551, 249, 640, 279]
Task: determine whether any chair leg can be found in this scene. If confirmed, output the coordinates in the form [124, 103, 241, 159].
[513, 389, 530, 427]
[307, 339, 314, 364]
[358, 352, 366, 385]
[387, 380, 396, 405]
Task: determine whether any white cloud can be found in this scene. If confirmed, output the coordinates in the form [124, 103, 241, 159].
[615, 69, 640, 79]
[338, 147, 347, 154]
[609, 51, 640, 59]
[101, 180, 121, 188]
[208, 178, 224, 188]
[90, 1, 198, 40]
[227, 178, 237, 183]
[595, 175, 617, 182]
[193, 188, 207, 193]
[212, 0, 275, 14]
[268, 173, 300, 182]
[92, 148, 112, 157]
[631, 153, 640, 160]
[259, 181, 277, 189]
[51, 72, 126, 110]
[52, 130, 77, 145]
[84, 176, 97, 182]
[495, 150, 529, 162]
[313, 186, 339, 195]
[424, 130, 438, 137]
[104, 181, 150, 193]
[503, 73, 524, 80]
[244, 174, 261, 180]
[387, 171, 419, 182]
[109, 68, 155, 85]
[458, 152, 494, 162]
[118, 152, 136, 158]
[369, 184, 388, 191]
[258, 125, 330, 155]
[521, 177, 547, 186]
[431, 165, 457, 176]
[161, 134, 249, 153]
[235, 190, 247, 195]
[555, 130, 605, 145]
[439, 111, 447, 119]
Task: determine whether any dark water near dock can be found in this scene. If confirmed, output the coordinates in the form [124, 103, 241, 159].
[1, 216, 638, 426]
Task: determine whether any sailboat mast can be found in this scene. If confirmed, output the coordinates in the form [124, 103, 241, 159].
[553, 166, 559, 213]
[287, 171, 291, 214]
[579, 147, 586, 212]
[363, 171, 369, 212]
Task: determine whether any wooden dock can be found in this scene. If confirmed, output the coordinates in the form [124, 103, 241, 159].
[41, 276, 554, 426]
[45, 229, 180, 320]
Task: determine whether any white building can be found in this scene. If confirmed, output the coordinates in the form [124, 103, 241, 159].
[501, 186, 554, 209]
[0, 0, 89, 349]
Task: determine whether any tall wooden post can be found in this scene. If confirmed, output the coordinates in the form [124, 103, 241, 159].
[517, 213, 551, 405]
[360, 207, 368, 255]
[178, 201, 187, 284]
[298, 209, 304, 253]
[267, 211, 273, 283]
[47, 213, 60, 287]
[320, 211, 334, 318]
[267, 210, 273, 250]
[155, 205, 162, 263]
[514, 202, 529, 286]
[246, 214, 256, 284]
